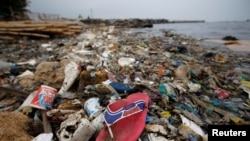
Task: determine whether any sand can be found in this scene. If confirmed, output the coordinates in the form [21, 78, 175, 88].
[205, 39, 250, 52]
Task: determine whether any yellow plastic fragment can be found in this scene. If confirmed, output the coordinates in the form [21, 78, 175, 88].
[160, 111, 172, 118]
[136, 45, 145, 50]
[240, 80, 250, 87]
[229, 117, 241, 124]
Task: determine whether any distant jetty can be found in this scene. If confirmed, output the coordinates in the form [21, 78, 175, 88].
[168, 20, 205, 23]
[80, 18, 205, 28]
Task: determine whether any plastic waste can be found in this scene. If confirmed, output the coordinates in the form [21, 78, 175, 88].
[41, 43, 51, 48]
[47, 109, 77, 122]
[214, 53, 227, 63]
[180, 114, 207, 140]
[160, 111, 171, 119]
[239, 84, 250, 99]
[175, 64, 190, 80]
[145, 124, 168, 135]
[239, 80, 250, 99]
[146, 115, 152, 123]
[0, 60, 12, 75]
[91, 113, 105, 132]
[241, 80, 250, 87]
[159, 82, 167, 96]
[187, 82, 201, 92]
[108, 26, 115, 33]
[0, 60, 31, 76]
[157, 66, 165, 77]
[109, 81, 136, 94]
[159, 83, 177, 98]
[17, 70, 34, 78]
[32, 133, 53, 141]
[123, 74, 131, 84]
[30, 85, 57, 110]
[56, 110, 96, 141]
[81, 31, 96, 40]
[118, 57, 135, 67]
[214, 89, 229, 99]
[17, 59, 37, 66]
[171, 60, 183, 67]
[17, 90, 37, 112]
[57, 99, 82, 111]
[109, 95, 121, 104]
[10, 64, 27, 75]
[58, 61, 81, 95]
[84, 97, 103, 118]
[188, 133, 199, 141]
[107, 34, 113, 40]
[147, 133, 168, 141]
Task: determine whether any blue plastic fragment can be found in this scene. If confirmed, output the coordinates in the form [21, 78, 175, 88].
[109, 82, 135, 93]
[188, 133, 198, 141]
[159, 82, 167, 96]
[146, 115, 152, 123]
[168, 118, 174, 124]
[208, 100, 221, 106]
[205, 108, 213, 114]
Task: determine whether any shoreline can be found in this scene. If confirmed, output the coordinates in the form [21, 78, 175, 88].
[204, 39, 250, 52]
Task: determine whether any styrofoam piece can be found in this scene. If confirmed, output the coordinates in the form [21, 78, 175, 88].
[58, 61, 81, 95]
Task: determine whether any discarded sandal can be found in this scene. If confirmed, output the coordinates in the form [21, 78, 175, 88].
[96, 93, 150, 141]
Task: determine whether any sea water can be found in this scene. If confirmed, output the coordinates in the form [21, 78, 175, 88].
[154, 21, 250, 40]
[130, 21, 250, 40]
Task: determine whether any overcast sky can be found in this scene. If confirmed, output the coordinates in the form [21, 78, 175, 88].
[27, 0, 250, 22]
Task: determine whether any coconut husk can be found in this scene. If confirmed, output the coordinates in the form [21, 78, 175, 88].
[0, 112, 33, 141]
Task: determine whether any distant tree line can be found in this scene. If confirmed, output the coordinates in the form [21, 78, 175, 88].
[0, 0, 30, 20]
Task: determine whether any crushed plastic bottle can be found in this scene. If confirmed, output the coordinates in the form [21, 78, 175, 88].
[214, 89, 229, 99]
[159, 82, 169, 101]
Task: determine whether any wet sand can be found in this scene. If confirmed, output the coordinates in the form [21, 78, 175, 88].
[205, 39, 250, 52]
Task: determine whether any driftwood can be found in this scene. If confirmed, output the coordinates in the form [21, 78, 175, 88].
[0, 20, 84, 39]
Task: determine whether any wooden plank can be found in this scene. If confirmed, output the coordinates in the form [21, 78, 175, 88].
[0, 31, 49, 38]
[0, 27, 45, 32]
[63, 31, 75, 35]
[0, 20, 83, 38]
[40, 28, 65, 33]
[67, 29, 82, 33]
[68, 25, 83, 29]
[0, 23, 53, 28]
[0, 35, 15, 40]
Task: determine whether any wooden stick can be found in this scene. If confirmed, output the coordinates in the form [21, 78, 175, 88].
[42, 110, 52, 133]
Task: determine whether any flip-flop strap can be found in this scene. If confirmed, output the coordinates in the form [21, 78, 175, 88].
[104, 100, 145, 126]
[103, 100, 145, 138]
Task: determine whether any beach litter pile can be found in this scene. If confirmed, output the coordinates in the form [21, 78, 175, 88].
[0, 20, 250, 141]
